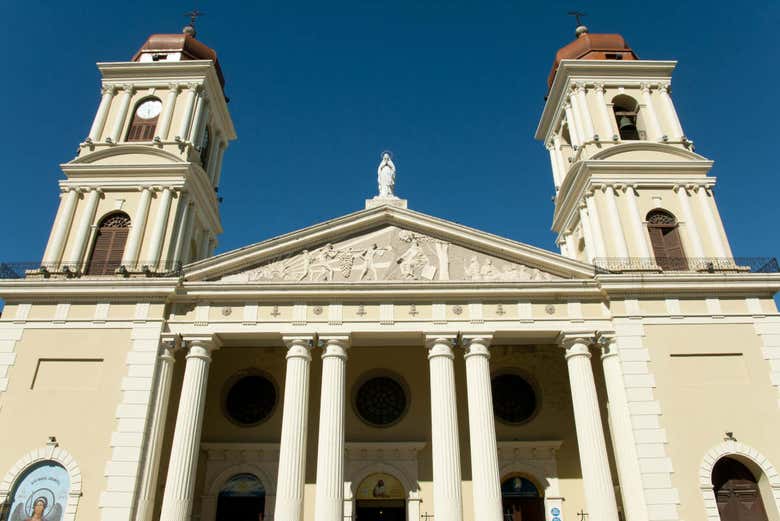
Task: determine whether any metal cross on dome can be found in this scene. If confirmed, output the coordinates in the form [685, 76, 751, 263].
[568, 10, 587, 26]
[184, 8, 204, 26]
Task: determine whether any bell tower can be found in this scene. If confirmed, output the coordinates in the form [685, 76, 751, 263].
[40, 23, 236, 275]
[536, 24, 733, 270]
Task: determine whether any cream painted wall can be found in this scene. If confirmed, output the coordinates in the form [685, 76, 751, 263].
[0, 327, 133, 521]
[647, 322, 780, 520]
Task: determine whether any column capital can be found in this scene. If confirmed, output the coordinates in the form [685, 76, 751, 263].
[639, 82, 652, 93]
[320, 334, 350, 359]
[557, 332, 594, 359]
[101, 84, 118, 96]
[121, 83, 136, 94]
[282, 335, 314, 360]
[182, 334, 219, 359]
[595, 333, 619, 360]
[462, 334, 493, 359]
[425, 334, 457, 359]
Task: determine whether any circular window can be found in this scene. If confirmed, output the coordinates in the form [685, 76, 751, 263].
[491, 373, 538, 424]
[224, 373, 277, 426]
[354, 375, 408, 427]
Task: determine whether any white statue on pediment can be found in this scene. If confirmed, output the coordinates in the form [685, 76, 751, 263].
[377, 152, 396, 198]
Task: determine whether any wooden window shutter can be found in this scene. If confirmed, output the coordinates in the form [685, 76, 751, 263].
[647, 210, 687, 270]
[86, 214, 131, 275]
[127, 114, 158, 142]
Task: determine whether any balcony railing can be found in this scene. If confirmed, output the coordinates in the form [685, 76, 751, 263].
[594, 257, 779, 275]
[0, 261, 184, 280]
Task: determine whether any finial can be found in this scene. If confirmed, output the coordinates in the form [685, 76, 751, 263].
[183, 9, 204, 37]
[567, 11, 588, 37]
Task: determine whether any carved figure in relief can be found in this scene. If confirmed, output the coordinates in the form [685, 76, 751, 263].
[377, 152, 396, 197]
[479, 259, 500, 281]
[397, 239, 429, 279]
[357, 243, 392, 281]
[297, 250, 311, 281]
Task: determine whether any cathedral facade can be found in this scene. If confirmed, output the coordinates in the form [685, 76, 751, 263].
[0, 22, 779, 521]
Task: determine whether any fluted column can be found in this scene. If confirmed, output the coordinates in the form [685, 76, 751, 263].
[574, 83, 596, 140]
[599, 335, 650, 521]
[171, 198, 193, 265]
[146, 187, 173, 267]
[551, 134, 567, 181]
[639, 83, 662, 141]
[593, 83, 616, 140]
[88, 86, 116, 142]
[603, 185, 630, 258]
[121, 187, 153, 268]
[463, 335, 502, 521]
[212, 141, 227, 187]
[564, 232, 577, 260]
[673, 185, 705, 258]
[547, 142, 563, 188]
[135, 342, 177, 521]
[578, 204, 595, 263]
[157, 83, 180, 140]
[658, 82, 684, 140]
[65, 188, 101, 268]
[42, 188, 80, 266]
[584, 190, 608, 259]
[314, 336, 350, 521]
[564, 102, 582, 147]
[274, 336, 315, 521]
[558, 334, 619, 521]
[426, 335, 463, 521]
[159, 337, 217, 521]
[694, 186, 730, 257]
[623, 185, 652, 258]
[176, 84, 199, 142]
[109, 84, 134, 143]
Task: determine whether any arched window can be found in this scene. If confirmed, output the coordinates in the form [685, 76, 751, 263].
[216, 473, 266, 521]
[613, 94, 641, 140]
[646, 209, 687, 270]
[501, 475, 544, 521]
[712, 457, 769, 521]
[86, 213, 131, 275]
[126, 97, 162, 142]
[6, 461, 70, 521]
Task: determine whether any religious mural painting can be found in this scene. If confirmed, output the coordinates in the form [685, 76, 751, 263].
[220, 226, 558, 283]
[356, 473, 405, 501]
[5, 462, 69, 521]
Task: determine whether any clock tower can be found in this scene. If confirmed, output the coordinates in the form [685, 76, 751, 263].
[39, 25, 236, 275]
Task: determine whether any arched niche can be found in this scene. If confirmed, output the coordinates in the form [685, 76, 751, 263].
[202, 463, 275, 521]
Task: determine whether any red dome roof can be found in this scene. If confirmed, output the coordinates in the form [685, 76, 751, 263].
[132, 33, 225, 89]
[547, 31, 638, 87]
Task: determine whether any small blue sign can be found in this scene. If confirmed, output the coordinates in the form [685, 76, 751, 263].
[551, 508, 561, 516]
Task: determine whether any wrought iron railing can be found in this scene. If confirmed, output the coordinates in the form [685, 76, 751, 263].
[0, 261, 184, 280]
[594, 257, 779, 274]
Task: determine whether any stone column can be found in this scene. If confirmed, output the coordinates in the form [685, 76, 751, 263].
[157, 83, 180, 141]
[314, 336, 350, 521]
[623, 185, 652, 259]
[578, 204, 595, 263]
[426, 335, 463, 521]
[564, 102, 582, 147]
[65, 188, 101, 268]
[109, 84, 134, 143]
[574, 83, 596, 141]
[603, 185, 630, 258]
[146, 187, 174, 267]
[558, 334, 620, 521]
[176, 84, 199, 142]
[694, 186, 730, 258]
[159, 336, 217, 521]
[274, 336, 314, 521]
[673, 185, 705, 258]
[171, 198, 193, 265]
[551, 134, 567, 182]
[564, 232, 578, 260]
[658, 82, 684, 140]
[212, 141, 227, 187]
[121, 187, 153, 268]
[463, 335, 503, 521]
[639, 83, 663, 141]
[42, 188, 80, 266]
[206, 131, 222, 181]
[190, 94, 209, 145]
[593, 83, 616, 140]
[599, 336, 650, 521]
[88, 86, 116, 142]
[547, 142, 563, 188]
[135, 342, 176, 521]
[585, 191, 608, 259]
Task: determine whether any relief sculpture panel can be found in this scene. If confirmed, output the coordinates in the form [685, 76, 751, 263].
[221, 226, 557, 283]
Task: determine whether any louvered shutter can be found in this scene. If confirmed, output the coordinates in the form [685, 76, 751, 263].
[127, 115, 158, 142]
[86, 214, 131, 275]
[648, 227, 668, 267]
[662, 227, 687, 270]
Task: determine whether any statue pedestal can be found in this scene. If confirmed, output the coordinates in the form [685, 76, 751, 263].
[365, 196, 408, 209]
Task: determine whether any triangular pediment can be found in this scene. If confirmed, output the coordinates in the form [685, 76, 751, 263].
[185, 205, 593, 283]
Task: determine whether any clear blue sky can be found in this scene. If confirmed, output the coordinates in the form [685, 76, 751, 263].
[1, 1, 778, 265]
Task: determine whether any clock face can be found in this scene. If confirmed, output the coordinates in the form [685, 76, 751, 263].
[136, 99, 162, 119]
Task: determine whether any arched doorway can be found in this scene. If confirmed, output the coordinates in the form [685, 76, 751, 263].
[501, 475, 545, 521]
[712, 457, 769, 521]
[355, 472, 406, 521]
[215, 473, 265, 521]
